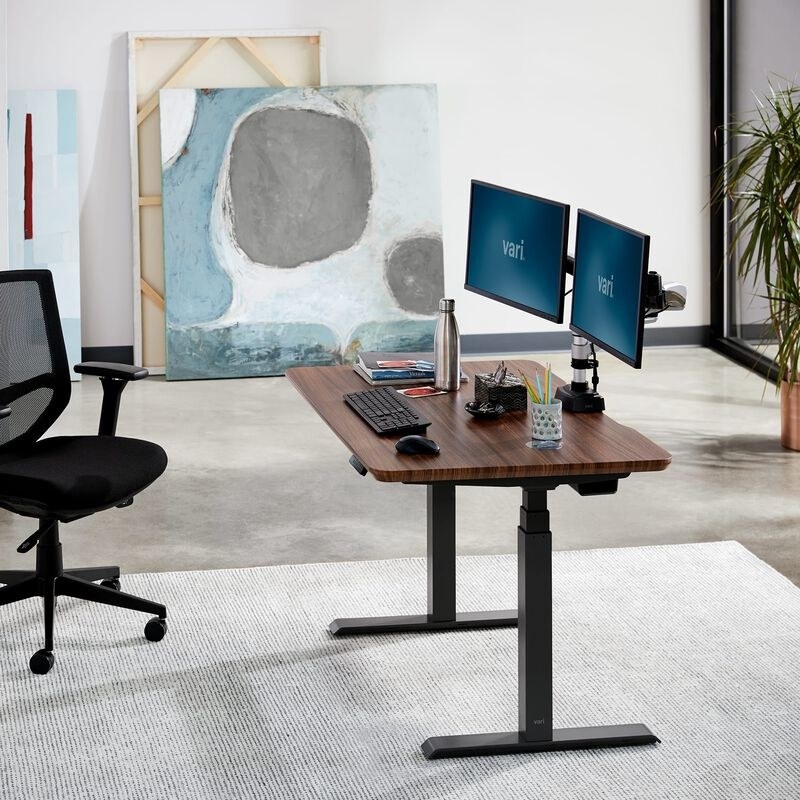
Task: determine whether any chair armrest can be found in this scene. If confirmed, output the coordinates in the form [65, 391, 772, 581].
[74, 361, 149, 381]
[0, 404, 10, 419]
[73, 362, 150, 436]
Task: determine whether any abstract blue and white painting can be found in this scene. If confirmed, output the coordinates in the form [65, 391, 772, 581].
[7, 90, 81, 376]
[159, 85, 443, 380]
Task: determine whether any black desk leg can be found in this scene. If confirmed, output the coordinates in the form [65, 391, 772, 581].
[421, 488, 659, 758]
[329, 483, 517, 636]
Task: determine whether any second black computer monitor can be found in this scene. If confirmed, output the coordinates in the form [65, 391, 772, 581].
[464, 180, 570, 324]
[569, 209, 651, 369]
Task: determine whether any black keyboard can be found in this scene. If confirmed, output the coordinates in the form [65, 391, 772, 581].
[343, 386, 431, 436]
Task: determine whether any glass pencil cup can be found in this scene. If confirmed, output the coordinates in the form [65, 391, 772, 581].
[527, 399, 563, 450]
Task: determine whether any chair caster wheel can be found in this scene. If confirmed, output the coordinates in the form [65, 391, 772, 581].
[144, 617, 167, 642]
[100, 578, 121, 591]
[30, 649, 55, 674]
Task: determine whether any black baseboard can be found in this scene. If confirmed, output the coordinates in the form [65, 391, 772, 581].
[642, 325, 712, 347]
[461, 326, 711, 356]
[81, 346, 134, 365]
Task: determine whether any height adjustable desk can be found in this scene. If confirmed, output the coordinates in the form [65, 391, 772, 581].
[286, 359, 671, 759]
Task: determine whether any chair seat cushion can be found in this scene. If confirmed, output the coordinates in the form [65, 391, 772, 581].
[0, 436, 168, 519]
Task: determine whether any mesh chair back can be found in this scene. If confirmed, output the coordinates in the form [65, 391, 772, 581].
[0, 270, 71, 452]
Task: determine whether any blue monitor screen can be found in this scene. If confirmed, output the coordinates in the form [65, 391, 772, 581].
[464, 180, 569, 323]
[569, 210, 650, 368]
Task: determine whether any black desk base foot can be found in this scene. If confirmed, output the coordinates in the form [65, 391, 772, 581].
[421, 723, 659, 759]
[329, 609, 517, 636]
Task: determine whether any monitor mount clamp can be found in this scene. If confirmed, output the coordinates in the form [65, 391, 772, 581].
[556, 270, 687, 413]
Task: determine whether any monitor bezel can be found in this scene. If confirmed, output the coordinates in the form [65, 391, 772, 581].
[568, 209, 651, 369]
[464, 179, 570, 325]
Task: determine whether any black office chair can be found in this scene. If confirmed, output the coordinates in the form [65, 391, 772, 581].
[0, 269, 168, 674]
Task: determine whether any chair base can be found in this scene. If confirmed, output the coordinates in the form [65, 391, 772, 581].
[0, 519, 166, 673]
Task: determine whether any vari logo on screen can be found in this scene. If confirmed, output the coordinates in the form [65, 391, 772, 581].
[502, 238, 525, 261]
[597, 273, 614, 298]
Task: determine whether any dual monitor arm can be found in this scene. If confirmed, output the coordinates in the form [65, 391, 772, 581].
[556, 258, 687, 413]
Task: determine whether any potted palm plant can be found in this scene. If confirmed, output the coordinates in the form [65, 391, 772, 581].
[718, 81, 800, 450]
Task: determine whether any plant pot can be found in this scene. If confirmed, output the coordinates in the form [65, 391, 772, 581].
[780, 381, 800, 451]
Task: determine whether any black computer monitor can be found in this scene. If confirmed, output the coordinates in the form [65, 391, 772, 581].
[464, 180, 570, 324]
[568, 209, 650, 369]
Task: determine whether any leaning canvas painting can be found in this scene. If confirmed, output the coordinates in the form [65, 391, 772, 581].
[159, 85, 443, 380]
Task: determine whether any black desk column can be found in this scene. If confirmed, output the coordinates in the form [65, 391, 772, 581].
[518, 488, 553, 741]
[427, 483, 456, 622]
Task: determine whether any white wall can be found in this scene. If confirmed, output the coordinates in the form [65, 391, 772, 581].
[6, 0, 708, 348]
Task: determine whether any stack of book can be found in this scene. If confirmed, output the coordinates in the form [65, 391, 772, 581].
[353, 352, 436, 386]
[353, 352, 468, 386]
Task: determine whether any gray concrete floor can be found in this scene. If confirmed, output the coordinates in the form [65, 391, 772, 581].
[1, 346, 798, 585]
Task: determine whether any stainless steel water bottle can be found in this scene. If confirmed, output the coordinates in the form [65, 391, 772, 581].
[434, 298, 461, 391]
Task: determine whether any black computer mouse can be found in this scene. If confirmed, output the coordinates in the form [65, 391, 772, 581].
[395, 434, 440, 455]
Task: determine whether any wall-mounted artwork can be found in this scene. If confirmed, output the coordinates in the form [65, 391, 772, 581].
[7, 90, 81, 375]
[159, 84, 443, 380]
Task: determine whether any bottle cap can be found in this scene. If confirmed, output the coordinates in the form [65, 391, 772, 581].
[439, 298, 455, 312]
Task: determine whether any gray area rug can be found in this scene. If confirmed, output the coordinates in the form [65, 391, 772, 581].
[1, 541, 798, 799]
